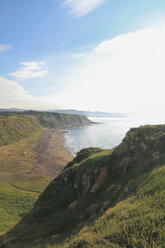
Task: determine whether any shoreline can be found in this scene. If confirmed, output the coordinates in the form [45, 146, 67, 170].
[57, 130, 74, 156]
[32, 128, 73, 177]
[59, 124, 93, 157]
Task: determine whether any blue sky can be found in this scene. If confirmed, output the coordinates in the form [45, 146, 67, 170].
[1, 0, 165, 121]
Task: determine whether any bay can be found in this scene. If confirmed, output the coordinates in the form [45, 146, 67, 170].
[63, 116, 145, 156]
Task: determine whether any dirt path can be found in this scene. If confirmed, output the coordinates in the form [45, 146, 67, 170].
[32, 129, 73, 177]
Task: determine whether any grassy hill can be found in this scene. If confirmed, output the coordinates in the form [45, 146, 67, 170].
[0, 130, 53, 236]
[0, 111, 91, 237]
[1, 125, 165, 248]
[0, 111, 91, 146]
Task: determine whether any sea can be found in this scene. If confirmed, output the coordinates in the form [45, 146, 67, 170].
[63, 116, 149, 156]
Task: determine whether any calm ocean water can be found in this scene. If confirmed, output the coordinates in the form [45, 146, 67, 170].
[63, 116, 146, 156]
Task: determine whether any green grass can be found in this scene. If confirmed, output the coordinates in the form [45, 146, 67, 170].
[60, 146, 69, 151]
[0, 131, 53, 235]
[1, 125, 165, 248]
[58, 131, 67, 134]
[0, 112, 91, 146]
[0, 111, 91, 242]
[10, 174, 51, 193]
[0, 115, 43, 146]
[55, 164, 165, 248]
[0, 184, 38, 235]
[36, 165, 165, 248]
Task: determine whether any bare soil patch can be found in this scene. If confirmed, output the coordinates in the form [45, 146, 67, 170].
[32, 129, 73, 177]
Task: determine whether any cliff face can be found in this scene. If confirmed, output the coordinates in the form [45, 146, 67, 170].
[0, 112, 92, 146]
[1, 125, 165, 248]
[35, 112, 92, 128]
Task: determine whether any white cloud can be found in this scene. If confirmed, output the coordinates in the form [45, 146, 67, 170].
[0, 44, 12, 52]
[50, 26, 165, 123]
[0, 77, 60, 110]
[94, 28, 160, 54]
[9, 61, 49, 80]
[62, 0, 107, 17]
[73, 53, 83, 58]
[2, 26, 165, 124]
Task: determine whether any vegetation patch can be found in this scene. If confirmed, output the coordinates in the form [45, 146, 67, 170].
[0, 111, 91, 236]
[0, 130, 53, 235]
[1, 125, 165, 247]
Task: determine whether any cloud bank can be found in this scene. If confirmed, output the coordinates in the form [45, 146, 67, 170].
[1, 26, 165, 123]
[10, 61, 49, 80]
[62, 0, 107, 17]
[0, 77, 60, 110]
[51, 26, 165, 122]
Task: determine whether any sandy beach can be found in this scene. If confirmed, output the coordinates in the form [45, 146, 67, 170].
[32, 129, 73, 177]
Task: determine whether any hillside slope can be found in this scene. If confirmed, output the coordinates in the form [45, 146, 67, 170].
[0, 112, 90, 236]
[0, 115, 43, 146]
[1, 125, 165, 248]
[0, 112, 91, 146]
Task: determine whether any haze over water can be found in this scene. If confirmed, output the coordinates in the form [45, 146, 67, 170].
[63, 116, 145, 156]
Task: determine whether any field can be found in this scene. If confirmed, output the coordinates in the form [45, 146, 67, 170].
[0, 130, 49, 234]
[0, 112, 89, 235]
[0, 128, 73, 235]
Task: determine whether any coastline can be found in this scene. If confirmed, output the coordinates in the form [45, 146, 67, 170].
[32, 128, 73, 177]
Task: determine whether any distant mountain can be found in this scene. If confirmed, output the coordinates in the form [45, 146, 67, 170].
[0, 108, 25, 112]
[48, 109, 127, 117]
[0, 108, 127, 117]
[84, 111, 126, 117]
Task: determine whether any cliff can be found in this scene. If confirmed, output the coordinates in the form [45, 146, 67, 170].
[0, 111, 92, 146]
[1, 125, 165, 248]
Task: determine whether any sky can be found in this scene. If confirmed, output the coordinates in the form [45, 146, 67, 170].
[1, 0, 165, 122]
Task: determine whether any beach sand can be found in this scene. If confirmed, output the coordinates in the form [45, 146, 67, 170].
[32, 129, 73, 177]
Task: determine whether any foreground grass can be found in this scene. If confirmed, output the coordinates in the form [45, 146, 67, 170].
[42, 164, 165, 248]
[0, 131, 52, 235]
[0, 185, 38, 235]
[1, 125, 165, 248]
